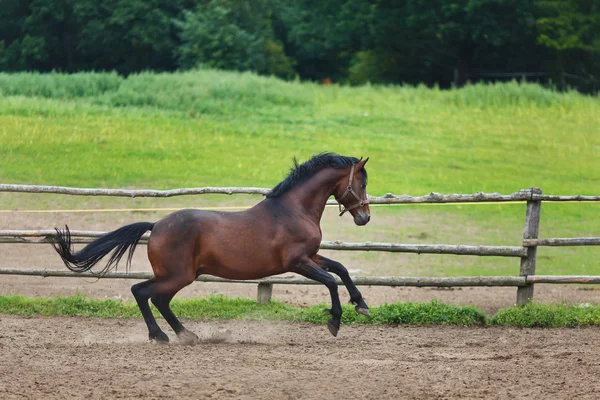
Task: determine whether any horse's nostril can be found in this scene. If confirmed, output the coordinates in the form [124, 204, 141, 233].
[367, 215, 371, 222]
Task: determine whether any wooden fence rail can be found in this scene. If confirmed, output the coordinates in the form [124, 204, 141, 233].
[0, 231, 528, 257]
[1, 184, 599, 304]
[523, 238, 600, 247]
[3, 268, 600, 285]
[0, 268, 527, 287]
[3, 184, 600, 203]
[0, 268, 600, 287]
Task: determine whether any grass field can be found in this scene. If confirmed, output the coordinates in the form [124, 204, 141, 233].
[3, 294, 600, 328]
[0, 69, 598, 276]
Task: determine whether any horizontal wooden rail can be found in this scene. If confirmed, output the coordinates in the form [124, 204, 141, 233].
[0, 229, 112, 237]
[0, 268, 526, 287]
[534, 194, 600, 202]
[5, 267, 600, 305]
[0, 184, 269, 197]
[2, 268, 600, 286]
[369, 190, 533, 204]
[523, 238, 600, 247]
[3, 184, 599, 203]
[527, 276, 600, 284]
[320, 241, 526, 257]
[0, 230, 527, 257]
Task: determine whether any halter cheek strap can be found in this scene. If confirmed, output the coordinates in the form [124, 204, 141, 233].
[337, 163, 368, 216]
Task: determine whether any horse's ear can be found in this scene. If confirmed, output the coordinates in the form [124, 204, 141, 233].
[356, 157, 369, 170]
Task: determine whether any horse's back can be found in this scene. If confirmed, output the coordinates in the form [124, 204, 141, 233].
[147, 207, 286, 280]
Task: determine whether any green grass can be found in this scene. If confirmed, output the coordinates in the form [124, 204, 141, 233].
[491, 302, 600, 327]
[0, 69, 598, 276]
[0, 70, 597, 194]
[4, 294, 600, 328]
[0, 294, 486, 326]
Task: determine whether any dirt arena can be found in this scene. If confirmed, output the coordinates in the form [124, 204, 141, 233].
[3, 264, 600, 399]
[2, 316, 600, 399]
[2, 196, 600, 398]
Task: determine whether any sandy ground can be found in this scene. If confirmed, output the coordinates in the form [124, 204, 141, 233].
[2, 315, 600, 399]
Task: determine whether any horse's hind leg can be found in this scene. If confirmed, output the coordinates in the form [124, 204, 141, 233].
[131, 280, 170, 343]
[132, 275, 197, 343]
[314, 254, 370, 316]
[151, 291, 199, 344]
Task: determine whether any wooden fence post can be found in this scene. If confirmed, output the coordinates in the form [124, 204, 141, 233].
[257, 282, 273, 304]
[517, 187, 542, 305]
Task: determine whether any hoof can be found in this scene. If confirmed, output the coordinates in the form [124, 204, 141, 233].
[177, 329, 200, 345]
[150, 331, 170, 343]
[327, 319, 340, 337]
[353, 298, 371, 317]
[355, 306, 371, 317]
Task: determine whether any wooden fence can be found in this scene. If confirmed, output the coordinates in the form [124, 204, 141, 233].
[1, 184, 599, 305]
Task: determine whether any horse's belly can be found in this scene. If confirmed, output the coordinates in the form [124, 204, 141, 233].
[199, 255, 286, 280]
[198, 240, 285, 280]
[203, 265, 286, 280]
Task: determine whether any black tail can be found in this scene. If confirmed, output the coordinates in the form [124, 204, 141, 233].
[52, 222, 154, 275]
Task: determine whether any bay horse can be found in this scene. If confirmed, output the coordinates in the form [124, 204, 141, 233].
[52, 153, 371, 343]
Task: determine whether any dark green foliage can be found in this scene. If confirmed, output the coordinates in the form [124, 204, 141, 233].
[0, 0, 598, 91]
[0, 0, 182, 73]
[537, 0, 600, 52]
[175, 0, 295, 79]
[73, 0, 179, 73]
[262, 39, 296, 79]
[175, 6, 263, 71]
[274, 0, 370, 81]
[352, 0, 539, 87]
[535, 0, 600, 90]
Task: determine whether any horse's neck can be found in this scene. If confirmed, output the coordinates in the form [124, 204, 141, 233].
[285, 168, 342, 223]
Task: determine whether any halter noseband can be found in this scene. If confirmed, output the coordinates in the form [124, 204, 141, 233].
[337, 163, 368, 216]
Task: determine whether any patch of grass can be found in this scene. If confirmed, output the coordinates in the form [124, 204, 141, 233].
[0, 295, 486, 326]
[491, 302, 600, 327]
[4, 294, 600, 328]
[0, 294, 294, 320]
[298, 300, 486, 326]
[0, 294, 141, 317]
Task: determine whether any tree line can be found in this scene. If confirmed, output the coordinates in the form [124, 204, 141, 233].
[1, 0, 598, 92]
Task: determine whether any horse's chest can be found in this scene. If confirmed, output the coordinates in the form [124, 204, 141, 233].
[290, 224, 321, 249]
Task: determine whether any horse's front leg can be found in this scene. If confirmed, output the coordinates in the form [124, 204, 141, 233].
[313, 254, 370, 316]
[291, 258, 343, 337]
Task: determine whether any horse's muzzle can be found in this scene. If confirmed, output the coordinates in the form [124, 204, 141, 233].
[354, 212, 371, 226]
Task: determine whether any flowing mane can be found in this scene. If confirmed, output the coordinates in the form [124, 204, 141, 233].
[266, 153, 360, 198]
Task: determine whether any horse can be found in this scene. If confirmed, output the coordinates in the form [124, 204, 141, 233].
[51, 153, 371, 343]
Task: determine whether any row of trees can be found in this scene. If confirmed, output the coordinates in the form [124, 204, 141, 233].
[1, 0, 598, 91]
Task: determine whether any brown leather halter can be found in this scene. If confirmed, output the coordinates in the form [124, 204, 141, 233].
[337, 163, 368, 216]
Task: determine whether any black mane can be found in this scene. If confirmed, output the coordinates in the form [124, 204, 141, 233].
[266, 153, 360, 198]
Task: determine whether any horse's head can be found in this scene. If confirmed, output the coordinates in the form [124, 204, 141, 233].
[335, 157, 371, 226]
